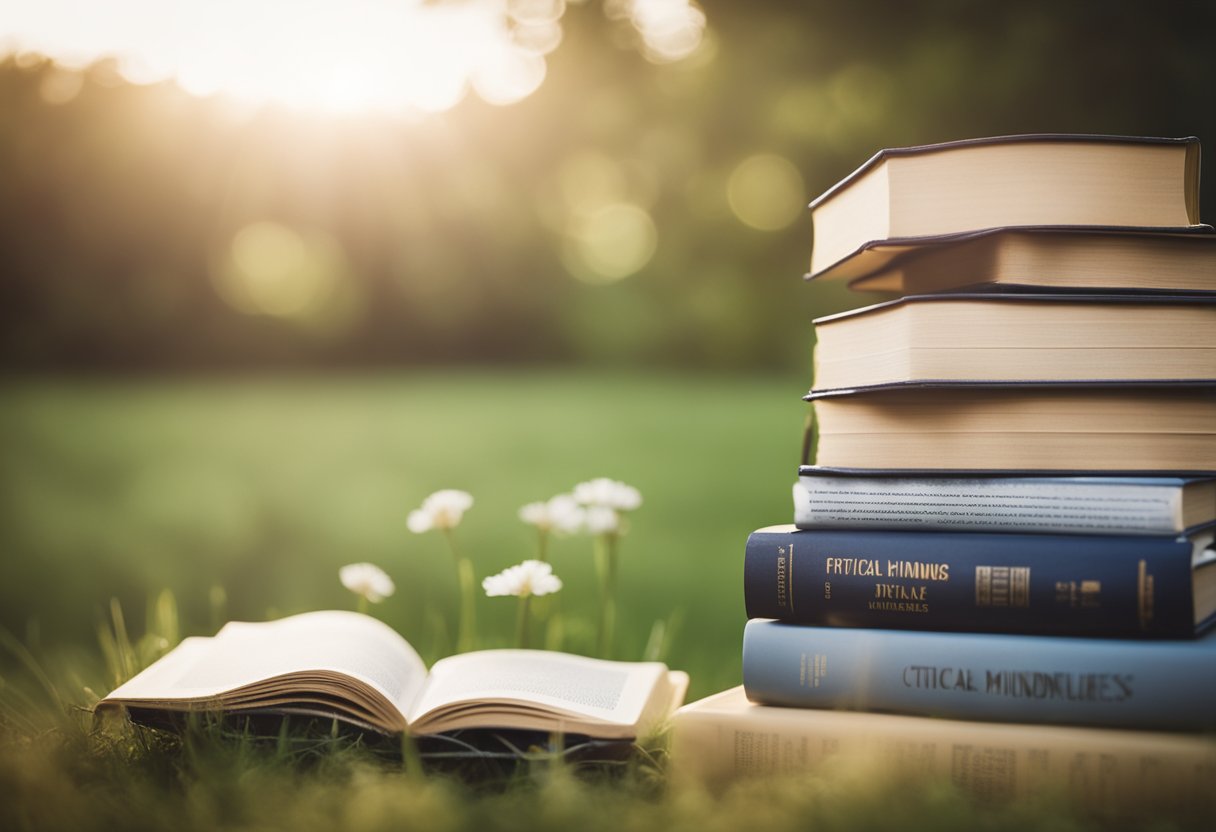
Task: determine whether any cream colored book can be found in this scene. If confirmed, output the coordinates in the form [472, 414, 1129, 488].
[810, 294, 1216, 391]
[670, 686, 1216, 812]
[809, 387, 1216, 472]
[808, 135, 1202, 280]
[844, 227, 1216, 294]
[97, 610, 688, 739]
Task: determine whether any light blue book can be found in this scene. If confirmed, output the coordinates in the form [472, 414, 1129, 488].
[743, 620, 1216, 730]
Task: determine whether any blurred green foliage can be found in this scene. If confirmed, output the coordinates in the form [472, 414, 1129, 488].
[2, 0, 1214, 372]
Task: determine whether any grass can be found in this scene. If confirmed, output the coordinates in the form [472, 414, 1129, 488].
[0, 370, 1204, 830]
[0, 369, 807, 687]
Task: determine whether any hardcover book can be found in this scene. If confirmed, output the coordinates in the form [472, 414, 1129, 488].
[810, 294, 1216, 392]
[96, 611, 688, 740]
[670, 686, 1216, 814]
[742, 524, 1216, 637]
[807, 385, 1216, 473]
[793, 471, 1216, 536]
[741, 620, 1216, 730]
[834, 226, 1216, 294]
[807, 134, 1202, 279]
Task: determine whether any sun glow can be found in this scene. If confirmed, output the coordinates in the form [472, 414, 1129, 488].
[0, 0, 566, 115]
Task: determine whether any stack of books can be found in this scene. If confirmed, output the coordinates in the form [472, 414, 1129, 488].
[672, 135, 1216, 813]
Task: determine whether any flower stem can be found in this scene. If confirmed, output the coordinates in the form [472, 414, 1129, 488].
[516, 594, 532, 649]
[536, 529, 550, 563]
[357, 596, 369, 616]
[595, 533, 619, 659]
[444, 529, 476, 653]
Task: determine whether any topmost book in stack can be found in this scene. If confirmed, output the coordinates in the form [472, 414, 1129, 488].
[803, 134, 1216, 474]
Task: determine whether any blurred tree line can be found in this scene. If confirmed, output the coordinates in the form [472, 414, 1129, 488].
[1, 0, 1214, 374]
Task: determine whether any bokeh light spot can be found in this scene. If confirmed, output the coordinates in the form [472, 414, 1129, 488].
[215, 222, 348, 323]
[726, 153, 806, 232]
[471, 45, 547, 106]
[607, 0, 707, 64]
[509, 0, 566, 24]
[564, 203, 657, 283]
[37, 66, 83, 104]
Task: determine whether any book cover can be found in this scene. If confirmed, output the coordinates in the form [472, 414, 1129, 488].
[743, 525, 1215, 637]
[808, 135, 1202, 278]
[741, 620, 1216, 730]
[802, 223, 1215, 286]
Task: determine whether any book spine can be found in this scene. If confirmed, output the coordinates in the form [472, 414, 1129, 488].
[741, 621, 1216, 730]
[793, 477, 1185, 535]
[670, 695, 1216, 814]
[743, 527, 1195, 637]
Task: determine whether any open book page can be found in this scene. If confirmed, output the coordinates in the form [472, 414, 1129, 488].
[408, 650, 669, 735]
[103, 611, 428, 719]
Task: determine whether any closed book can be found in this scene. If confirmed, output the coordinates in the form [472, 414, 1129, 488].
[793, 471, 1216, 536]
[829, 226, 1216, 294]
[808, 134, 1202, 280]
[743, 525, 1215, 637]
[810, 294, 1216, 392]
[807, 385, 1216, 473]
[741, 620, 1216, 730]
[671, 686, 1216, 816]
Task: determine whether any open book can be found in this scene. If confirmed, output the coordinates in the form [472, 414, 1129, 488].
[97, 611, 689, 739]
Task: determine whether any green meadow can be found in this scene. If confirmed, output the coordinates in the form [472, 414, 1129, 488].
[0, 370, 806, 683]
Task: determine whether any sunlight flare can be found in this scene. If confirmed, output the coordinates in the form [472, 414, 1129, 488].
[0, 0, 563, 115]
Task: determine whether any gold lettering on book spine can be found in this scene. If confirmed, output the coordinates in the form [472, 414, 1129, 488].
[1137, 560, 1154, 629]
[975, 567, 1030, 608]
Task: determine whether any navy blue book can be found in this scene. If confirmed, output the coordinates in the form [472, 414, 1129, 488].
[743, 525, 1216, 637]
[742, 620, 1216, 730]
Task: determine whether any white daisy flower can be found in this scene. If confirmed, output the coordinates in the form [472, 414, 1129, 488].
[482, 560, 563, 598]
[573, 478, 642, 511]
[518, 494, 586, 534]
[339, 563, 395, 604]
[583, 505, 621, 535]
[407, 489, 474, 533]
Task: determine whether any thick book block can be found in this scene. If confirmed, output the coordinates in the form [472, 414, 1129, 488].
[743, 524, 1215, 637]
[793, 471, 1216, 536]
[824, 226, 1216, 294]
[807, 385, 1216, 473]
[810, 294, 1216, 392]
[807, 134, 1202, 279]
[742, 620, 1216, 730]
[671, 686, 1216, 816]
